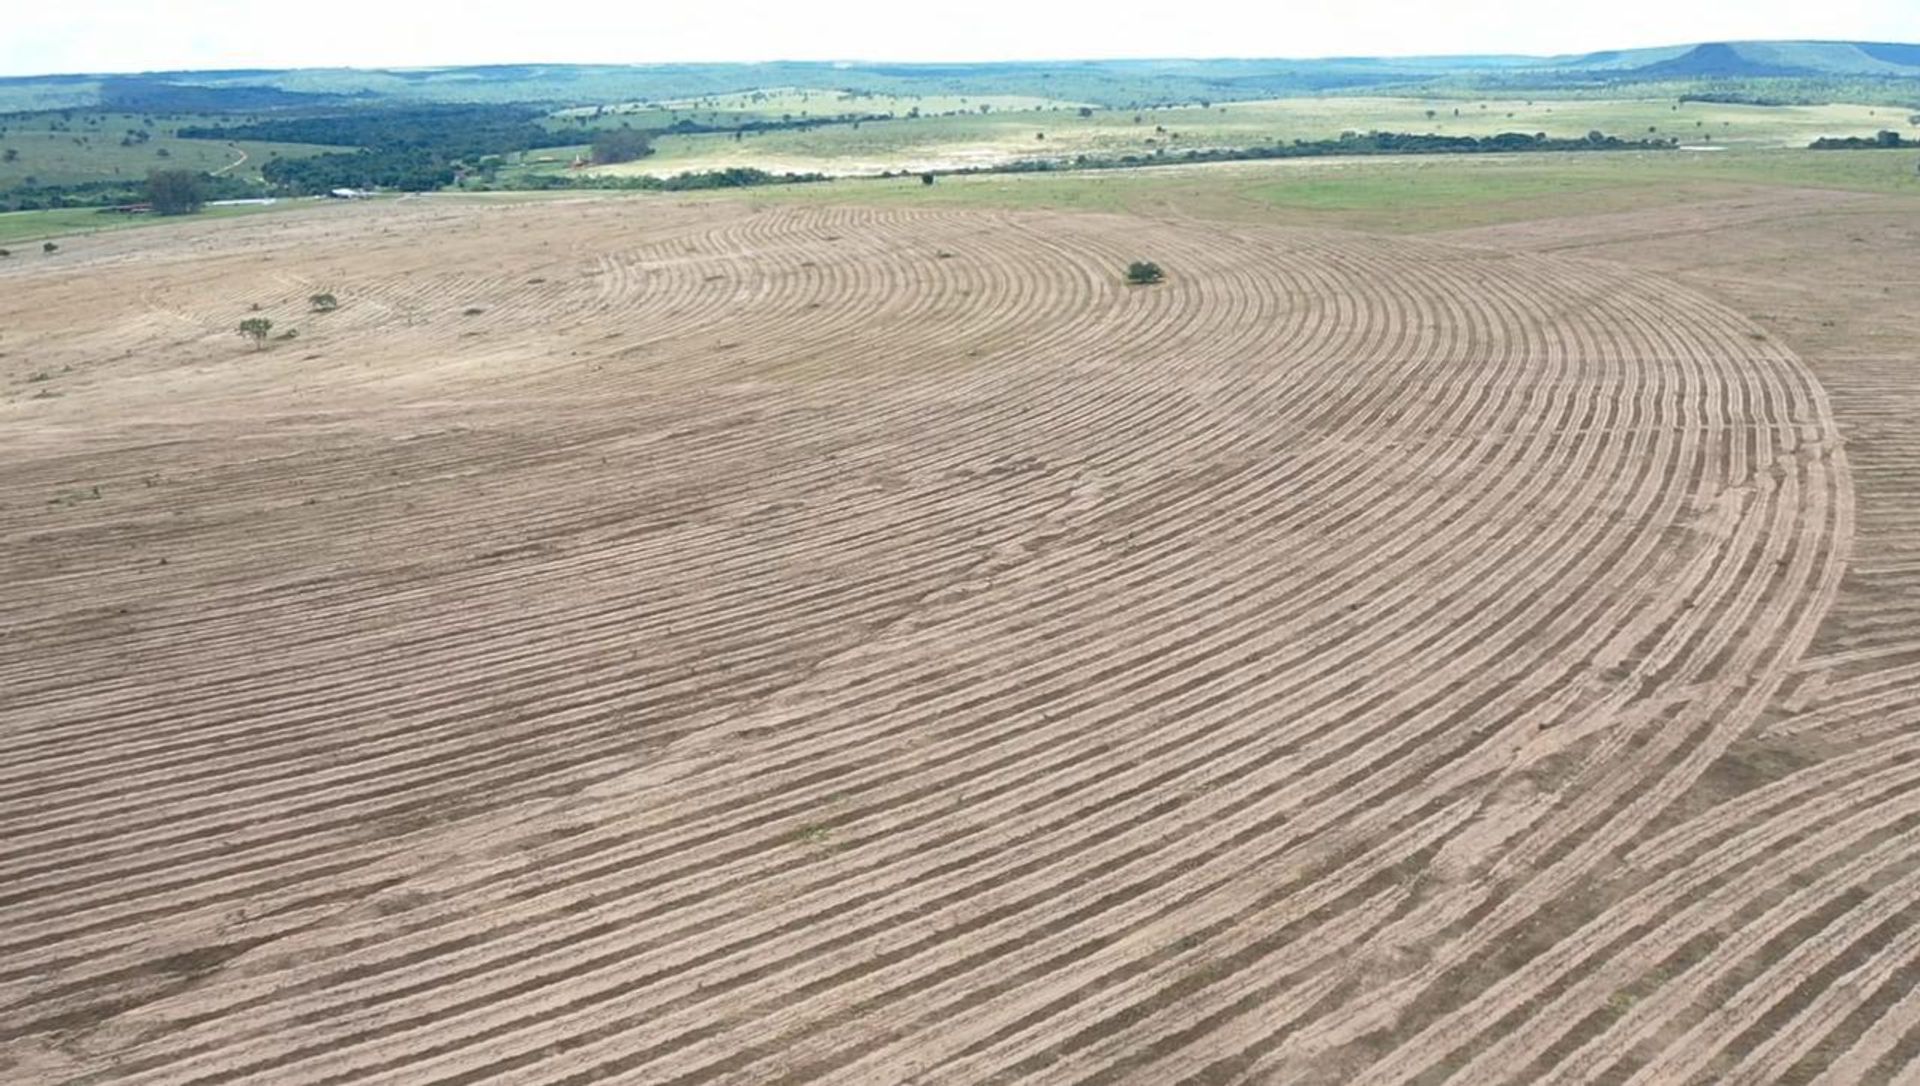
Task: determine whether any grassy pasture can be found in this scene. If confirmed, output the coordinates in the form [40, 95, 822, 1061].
[566, 95, 1910, 179]
[0, 199, 312, 246]
[0, 111, 335, 188]
[677, 147, 1920, 233]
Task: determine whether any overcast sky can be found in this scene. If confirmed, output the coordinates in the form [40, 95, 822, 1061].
[5, 0, 1919, 77]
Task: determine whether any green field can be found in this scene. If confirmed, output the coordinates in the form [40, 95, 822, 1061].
[666, 147, 1920, 233]
[0, 199, 309, 245]
[557, 95, 1912, 179]
[0, 112, 334, 189]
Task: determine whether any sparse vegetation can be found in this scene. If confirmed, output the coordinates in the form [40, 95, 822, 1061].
[47, 485, 101, 507]
[309, 292, 339, 312]
[238, 317, 272, 349]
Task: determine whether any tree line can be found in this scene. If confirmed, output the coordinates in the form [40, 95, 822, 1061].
[0, 171, 258, 212]
[506, 166, 829, 192]
[948, 129, 1679, 177]
[1809, 131, 1910, 149]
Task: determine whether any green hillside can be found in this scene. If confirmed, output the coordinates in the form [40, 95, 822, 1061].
[4, 41, 1920, 116]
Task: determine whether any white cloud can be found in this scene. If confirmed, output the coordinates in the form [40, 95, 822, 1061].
[3, 0, 1918, 76]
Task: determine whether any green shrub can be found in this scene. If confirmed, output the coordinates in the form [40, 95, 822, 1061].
[238, 317, 273, 349]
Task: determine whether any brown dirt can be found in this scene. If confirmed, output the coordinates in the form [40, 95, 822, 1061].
[0, 193, 1911, 1084]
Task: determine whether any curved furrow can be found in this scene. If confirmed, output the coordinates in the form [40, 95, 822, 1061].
[0, 201, 1876, 1086]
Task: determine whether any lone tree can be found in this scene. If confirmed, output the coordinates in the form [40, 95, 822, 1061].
[238, 317, 273, 350]
[42, 241, 57, 254]
[1124, 261, 1165, 286]
[309, 292, 339, 312]
[146, 169, 205, 215]
[589, 127, 653, 166]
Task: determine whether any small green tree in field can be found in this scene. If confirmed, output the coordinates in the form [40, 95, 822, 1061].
[42, 241, 57, 254]
[238, 317, 273, 350]
[1125, 261, 1164, 286]
[309, 292, 339, 312]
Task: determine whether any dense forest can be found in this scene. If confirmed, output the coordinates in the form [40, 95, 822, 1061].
[0, 173, 258, 212]
[172, 105, 580, 193]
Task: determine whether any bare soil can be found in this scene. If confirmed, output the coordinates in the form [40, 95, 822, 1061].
[0, 193, 1912, 1084]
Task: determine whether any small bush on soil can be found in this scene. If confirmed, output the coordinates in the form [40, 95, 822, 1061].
[309, 292, 339, 312]
[1125, 261, 1165, 285]
[238, 317, 273, 349]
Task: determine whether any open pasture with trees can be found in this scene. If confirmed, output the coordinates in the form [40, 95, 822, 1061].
[551, 88, 1088, 130]
[0, 110, 330, 190]
[4, 168, 1920, 1081]
[564, 94, 1907, 177]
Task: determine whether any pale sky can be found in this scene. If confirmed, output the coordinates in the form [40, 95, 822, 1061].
[4, 0, 1919, 77]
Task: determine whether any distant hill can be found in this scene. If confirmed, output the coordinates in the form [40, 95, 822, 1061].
[1559, 41, 1920, 78]
[2, 40, 1919, 114]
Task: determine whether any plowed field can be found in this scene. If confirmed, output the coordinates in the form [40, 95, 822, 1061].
[1, 198, 1906, 1084]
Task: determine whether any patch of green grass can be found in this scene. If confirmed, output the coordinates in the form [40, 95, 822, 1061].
[0, 199, 309, 246]
[48, 485, 101, 506]
[680, 147, 1920, 233]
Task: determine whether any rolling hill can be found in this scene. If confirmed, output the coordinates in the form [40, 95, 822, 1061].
[3, 41, 1919, 114]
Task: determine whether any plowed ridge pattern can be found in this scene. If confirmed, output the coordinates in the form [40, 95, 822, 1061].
[0, 203, 1892, 1084]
